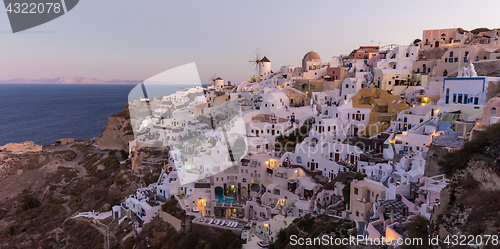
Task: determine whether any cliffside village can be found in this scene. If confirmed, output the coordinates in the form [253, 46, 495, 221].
[96, 27, 500, 247]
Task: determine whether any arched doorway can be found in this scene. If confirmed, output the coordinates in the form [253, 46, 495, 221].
[241, 187, 248, 195]
[250, 183, 260, 193]
[215, 186, 224, 202]
[226, 185, 238, 196]
[197, 198, 207, 216]
[310, 137, 319, 146]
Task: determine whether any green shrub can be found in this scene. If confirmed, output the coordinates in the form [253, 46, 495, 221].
[470, 27, 490, 34]
[178, 232, 199, 249]
[122, 237, 136, 249]
[115, 177, 127, 186]
[462, 190, 500, 235]
[22, 195, 41, 210]
[99, 155, 121, 171]
[120, 150, 129, 159]
[342, 182, 351, 209]
[210, 230, 242, 249]
[297, 217, 315, 232]
[63, 219, 104, 249]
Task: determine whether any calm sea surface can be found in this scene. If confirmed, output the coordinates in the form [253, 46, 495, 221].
[0, 84, 191, 146]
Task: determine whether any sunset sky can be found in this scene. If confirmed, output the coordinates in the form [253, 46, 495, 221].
[0, 0, 499, 84]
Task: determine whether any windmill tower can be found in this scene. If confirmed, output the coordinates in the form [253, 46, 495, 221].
[259, 56, 271, 77]
[209, 73, 224, 89]
[249, 48, 271, 77]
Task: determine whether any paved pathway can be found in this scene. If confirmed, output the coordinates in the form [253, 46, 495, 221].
[75, 216, 111, 249]
[62, 195, 72, 214]
[46, 144, 87, 177]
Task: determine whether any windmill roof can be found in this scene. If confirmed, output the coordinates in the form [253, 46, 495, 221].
[260, 56, 271, 62]
[215, 77, 223, 80]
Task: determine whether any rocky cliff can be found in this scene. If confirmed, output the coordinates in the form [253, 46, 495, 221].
[429, 124, 500, 245]
[0, 141, 43, 152]
[96, 104, 135, 151]
[424, 144, 448, 177]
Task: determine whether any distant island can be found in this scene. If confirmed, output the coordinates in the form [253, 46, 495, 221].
[0, 76, 142, 85]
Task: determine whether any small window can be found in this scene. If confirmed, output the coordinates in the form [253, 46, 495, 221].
[492, 108, 497, 115]
[354, 187, 358, 195]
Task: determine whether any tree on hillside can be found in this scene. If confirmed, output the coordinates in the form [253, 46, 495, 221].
[209, 230, 242, 249]
[22, 195, 41, 210]
[439, 122, 500, 177]
[470, 27, 491, 35]
[403, 215, 431, 249]
[177, 232, 199, 249]
[342, 182, 351, 209]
